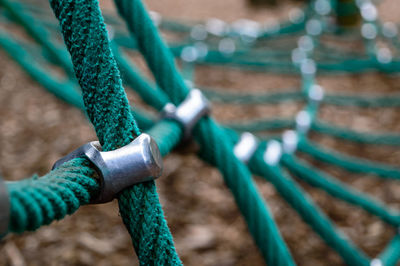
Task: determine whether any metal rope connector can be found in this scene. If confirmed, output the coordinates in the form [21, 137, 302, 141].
[52, 134, 163, 203]
[282, 130, 299, 154]
[161, 89, 211, 140]
[264, 140, 282, 166]
[0, 176, 9, 237]
[234, 132, 258, 163]
[370, 258, 383, 266]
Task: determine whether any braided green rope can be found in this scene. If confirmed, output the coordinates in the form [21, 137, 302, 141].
[48, 1, 181, 265]
[6, 159, 98, 233]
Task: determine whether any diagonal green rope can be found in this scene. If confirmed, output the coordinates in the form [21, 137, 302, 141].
[2, 0, 400, 264]
[249, 145, 370, 266]
[48, 0, 181, 265]
[114, 0, 295, 264]
[281, 154, 400, 226]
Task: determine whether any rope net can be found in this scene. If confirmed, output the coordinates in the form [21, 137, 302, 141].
[0, 0, 399, 265]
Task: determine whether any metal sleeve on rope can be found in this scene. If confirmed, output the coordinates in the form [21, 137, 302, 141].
[161, 89, 210, 140]
[0, 176, 9, 236]
[53, 134, 163, 203]
[264, 140, 283, 166]
[282, 130, 299, 154]
[234, 132, 258, 163]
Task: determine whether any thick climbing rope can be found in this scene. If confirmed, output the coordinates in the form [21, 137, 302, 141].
[47, 1, 181, 265]
[1, 0, 400, 265]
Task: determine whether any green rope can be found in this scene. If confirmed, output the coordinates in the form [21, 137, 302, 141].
[379, 235, 400, 266]
[48, 1, 181, 265]
[7, 158, 98, 233]
[114, 0, 295, 264]
[0, 0, 74, 76]
[299, 140, 400, 179]
[1, 0, 400, 264]
[249, 148, 370, 265]
[281, 154, 400, 226]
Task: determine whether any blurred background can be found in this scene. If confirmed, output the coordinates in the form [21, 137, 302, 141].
[0, 0, 400, 265]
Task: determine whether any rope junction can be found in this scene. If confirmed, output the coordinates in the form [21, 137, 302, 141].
[0, 0, 399, 265]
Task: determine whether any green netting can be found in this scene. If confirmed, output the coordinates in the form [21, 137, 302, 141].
[0, 0, 399, 265]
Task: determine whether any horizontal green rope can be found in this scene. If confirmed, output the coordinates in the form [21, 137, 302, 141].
[298, 140, 400, 179]
[313, 120, 400, 146]
[281, 154, 400, 226]
[6, 158, 98, 233]
[228, 117, 400, 146]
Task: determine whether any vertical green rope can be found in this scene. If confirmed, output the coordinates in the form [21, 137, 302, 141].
[48, 0, 181, 265]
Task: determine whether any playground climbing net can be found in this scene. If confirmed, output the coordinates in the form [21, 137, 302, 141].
[0, 0, 400, 264]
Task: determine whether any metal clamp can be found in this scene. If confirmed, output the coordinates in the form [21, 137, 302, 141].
[52, 134, 163, 203]
[234, 132, 258, 163]
[308, 84, 324, 103]
[0, 176, 9, 237]
[282, 130, 299, 154]
[370, 258, 383, 266]
[162, 89, 210, 140]
[296, 110, 312, 133]
[264, 140, 282, 166]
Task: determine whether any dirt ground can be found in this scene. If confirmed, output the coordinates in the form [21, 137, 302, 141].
[0, 0, 400, 265]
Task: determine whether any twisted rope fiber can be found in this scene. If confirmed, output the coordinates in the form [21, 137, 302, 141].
[48, 0, 181, 265]
[6, 159, 99, 233]
[114, 0, 294, 264]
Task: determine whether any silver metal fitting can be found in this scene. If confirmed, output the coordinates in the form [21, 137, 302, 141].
[52, 134, 163, 203]
[282, 130, 299, 154]
[296, 110, 312, 133]
[308, 84, 324, 102]
[162, 89, 210, 140]
[234, 132, 258, 163]
[370, 258, 383, 266]
[264, 140, 282, 166]
[0, 176, 9, 236]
